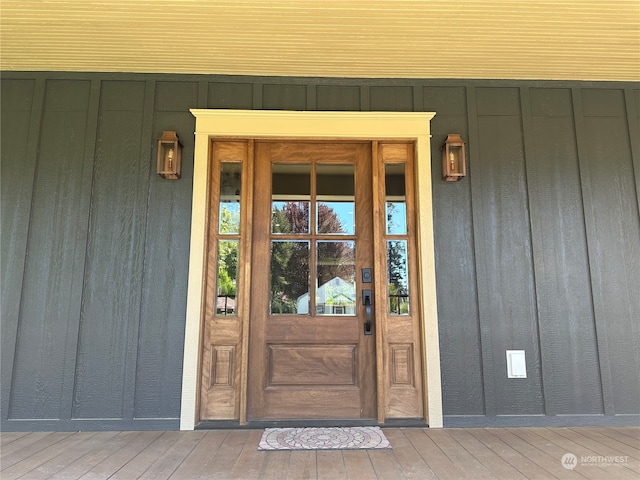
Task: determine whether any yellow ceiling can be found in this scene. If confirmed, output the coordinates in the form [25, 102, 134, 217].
[1, 0, 639, 81]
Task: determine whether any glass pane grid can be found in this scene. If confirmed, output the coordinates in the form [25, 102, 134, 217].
[385, 163, 410, 316]
[269, 162, 356, 317]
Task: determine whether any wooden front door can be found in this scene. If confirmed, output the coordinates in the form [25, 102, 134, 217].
[198, 139, 424, 425]
[247, 142, 376, 420]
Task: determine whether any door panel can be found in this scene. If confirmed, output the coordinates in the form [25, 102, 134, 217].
[247, 141, 376, 420]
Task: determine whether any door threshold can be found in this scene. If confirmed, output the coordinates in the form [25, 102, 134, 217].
[195, 418, 428, 430]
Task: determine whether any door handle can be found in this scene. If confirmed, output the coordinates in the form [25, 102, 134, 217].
[363, 290, 373, 335]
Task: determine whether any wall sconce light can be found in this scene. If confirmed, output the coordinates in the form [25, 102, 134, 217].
[441, 134, 466, 182]
[157, 131, 182, 179]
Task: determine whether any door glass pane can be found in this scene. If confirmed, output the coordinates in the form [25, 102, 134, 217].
[316, 241, 356, 316]
[385, 164, 407, 235]
[272, 164, 310, 234]
[219, 163, 241, 234]
[317, 164, 355, 235]
[216, 240, 238, 316]
[387, 240, 410, 315]
[270, 240, 310, 314]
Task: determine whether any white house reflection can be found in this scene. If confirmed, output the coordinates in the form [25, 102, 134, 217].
[296, 276, 356, 315]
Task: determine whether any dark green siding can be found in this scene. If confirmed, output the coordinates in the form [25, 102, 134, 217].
[1, 72, 638, 430]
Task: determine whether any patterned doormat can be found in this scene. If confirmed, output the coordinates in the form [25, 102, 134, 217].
[258, 426, 391, 450]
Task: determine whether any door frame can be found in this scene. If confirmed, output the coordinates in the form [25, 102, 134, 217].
[181, 109, 442, 429]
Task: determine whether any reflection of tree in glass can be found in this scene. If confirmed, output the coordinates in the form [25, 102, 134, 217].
[273, 201, 309, 233]
[217, 242, 237, 296]
[270, 206, 309, 313]
[317, 241, 355, 287]
[388, 241, 409, 314]
[217, 206, 239, 297]
[317, 203, 354, 286]
[318, 203, 343, 233]
[270, 202, 352, 314]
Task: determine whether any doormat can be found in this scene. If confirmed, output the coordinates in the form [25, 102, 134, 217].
[258, 426, 391, 450]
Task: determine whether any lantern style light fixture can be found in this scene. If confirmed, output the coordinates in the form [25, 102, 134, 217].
[441, 134, 466, 182]
[157, 131, 182, 179]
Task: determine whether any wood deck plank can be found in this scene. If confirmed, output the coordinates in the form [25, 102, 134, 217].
[423, 428, 499, 480]
[1, 431, 95, 480]
[485, 428, 583, 480]
[201, 430, 252, 480]
[316, 450, 347, 480]
[1, 432, 73, 470]
[613, 427, 640, 440]
[137, 431, 207, 480]
[447, 428, 527, 480]
[0, 432, 29, 447]
[507, 427, 615, 480]
[557, 427, 640, 477]
[15, 432, 111, 480]
[342, 450, 377, 480]
[1, 432, 57, 459]
[229, 429, 267, 480]
[168, 430, 229, 479]
[367, 448, 407, 480]
[48, 432, 143, 480]
[468, 428, 561, 480]
[78, 431, 164, 480]
[108, 431, 184, 480]
[259, 450, 291, 479]
[393, 428, 456, 479]
[284, 451, 317, 480]
[598, 427, 640, 450]
[572, 427, 640, 460]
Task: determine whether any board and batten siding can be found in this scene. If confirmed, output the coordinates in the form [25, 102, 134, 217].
[1, 73, 638, 431]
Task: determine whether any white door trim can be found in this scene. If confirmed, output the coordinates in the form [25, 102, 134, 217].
[180, 110, 442, 429]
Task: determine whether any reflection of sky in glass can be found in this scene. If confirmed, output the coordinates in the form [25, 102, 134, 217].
[318, 202, 355, 234]
[386, 202, 407, 234]
[219, 202, 240, 234]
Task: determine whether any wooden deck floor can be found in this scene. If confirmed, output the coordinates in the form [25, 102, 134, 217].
[1, 427, 638, 479]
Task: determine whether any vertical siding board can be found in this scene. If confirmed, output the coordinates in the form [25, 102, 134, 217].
[118, 80, 155, 421]
[572, 88, 616, 416]
[578, 88, 640, 415]
[262, 84, 306, 110]
[474, 87, 544, 416]
[134, 81, 196, 419]
[1, 79, 41, 422]
[518, 87, 547, 416]
[72, 81, 148, 419]
[360, 85, 371, 111]
[467, 86, 496, 417]
[8, 79, 92, 420]
[369, 86, 413, 111]
[523, 87, 604, 416]
[426, 86, 484, 416]
[624, 88, 640, 215]
[59, 79, 102, 421]
[316, 85, 361, 111]
[252, 82, 263, 109]
[207, 82, 253, 109]
[306, 84, 317, 110]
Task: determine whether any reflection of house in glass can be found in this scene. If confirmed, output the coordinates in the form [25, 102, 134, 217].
[297, 277, 356, 315]
[216, 295, 236, 315]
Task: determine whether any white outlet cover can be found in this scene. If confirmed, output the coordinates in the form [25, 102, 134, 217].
[506, 350, 527, 378]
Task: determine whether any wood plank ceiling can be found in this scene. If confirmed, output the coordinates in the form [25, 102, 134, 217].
[1, 0, 639, 81]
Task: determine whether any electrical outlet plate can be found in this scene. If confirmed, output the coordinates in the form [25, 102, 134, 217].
[506, 350, 527, 378]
